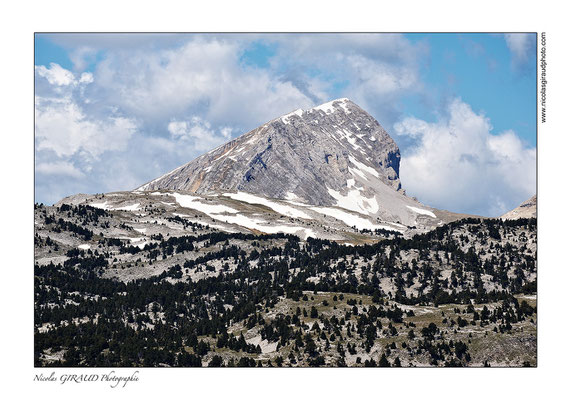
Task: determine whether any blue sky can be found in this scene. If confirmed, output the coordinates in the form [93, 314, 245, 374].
[403, 33, 536, 147]
[34, 33, 536, 216]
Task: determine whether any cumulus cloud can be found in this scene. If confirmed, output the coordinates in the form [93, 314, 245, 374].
[35, 63, 139, 203]
[35, 96, 136, 158]
[504, 34, 535, 67]
[79, 34, 425, 132]
[394, 98, 536, 216]
[79, 72, 94, 84]
[91, 38, 314, 129]
[35, 63, 93, 87]
[35, 161, 85, 178]
[268, 34, 426, 127]
[167, 117, 232, 152]
[35, 63, 137, 160]
[35, 63, 75, 86]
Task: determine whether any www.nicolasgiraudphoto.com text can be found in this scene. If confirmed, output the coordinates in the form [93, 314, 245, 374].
[540, 32, 547, 123]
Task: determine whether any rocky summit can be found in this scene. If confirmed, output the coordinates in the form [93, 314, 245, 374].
[136, 98, 456, 228]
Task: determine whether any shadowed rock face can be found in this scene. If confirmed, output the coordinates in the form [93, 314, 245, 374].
[137, 98, 403, 205]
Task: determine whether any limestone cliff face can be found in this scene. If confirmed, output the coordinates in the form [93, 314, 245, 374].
[137, 98, 404, 208]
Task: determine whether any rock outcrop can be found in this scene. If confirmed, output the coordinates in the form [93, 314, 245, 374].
[501, 195, 537, 220]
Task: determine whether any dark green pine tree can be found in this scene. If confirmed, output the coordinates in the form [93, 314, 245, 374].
[379, 353, 390, 367]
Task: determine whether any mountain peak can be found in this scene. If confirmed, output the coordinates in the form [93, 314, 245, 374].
[135, 100, 445, 227]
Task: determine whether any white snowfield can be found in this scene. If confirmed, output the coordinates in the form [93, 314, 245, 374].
[90, 201, 110, 210]
[280, 108, 304, 124]
[170, 192, 315, 239]
[279, 98, 351, 124]
[311, 98, 351, 114]
[214, 214, 315, 240]
[331, 128, 362, 152]
[348, 155, 380, 178]
[172, 193, 238, 215]
[406, 206, 436, 218]
[310, 206, 398, 232]
[327, 187, 380, 215]
[79, 181, 443, 244]
[224, 191, 312, 219]
[115, 203, 141, 212]
[90, 201, 141, 212]
[173, 189, 407, 235]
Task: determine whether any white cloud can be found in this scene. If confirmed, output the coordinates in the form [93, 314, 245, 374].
[394, 98, 536, 216]
[35, 63, 76, 86]
[81, 34, 425, 132]
[91, 38, 314, 129]
[79, 72, 94, 84]
[35, 62, 139, 205]
[35, 161, 85, 178]
[504, 34, 535, 66]
[35, 96, 136, 158]
[167, 117, 232, 151]
[268, 34, 426, 125]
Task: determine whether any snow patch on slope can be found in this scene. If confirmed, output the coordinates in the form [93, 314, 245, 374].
[90, 202, 110, 210]
[214, 214, 315, 239]
[225, 192, 312, 219]
[170, 192, 314, 238]
[310, 206, 397, 231]
[115, 203, 141, 212]
[327, 187, 379, 215]
[281, 109, 304, 124]
[406, 206, 436, 218]
[172, 193, 238, 215]
[89, 201, 141, 212]
[348, 155, 380, 178]
[311, 98, 350, 114]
